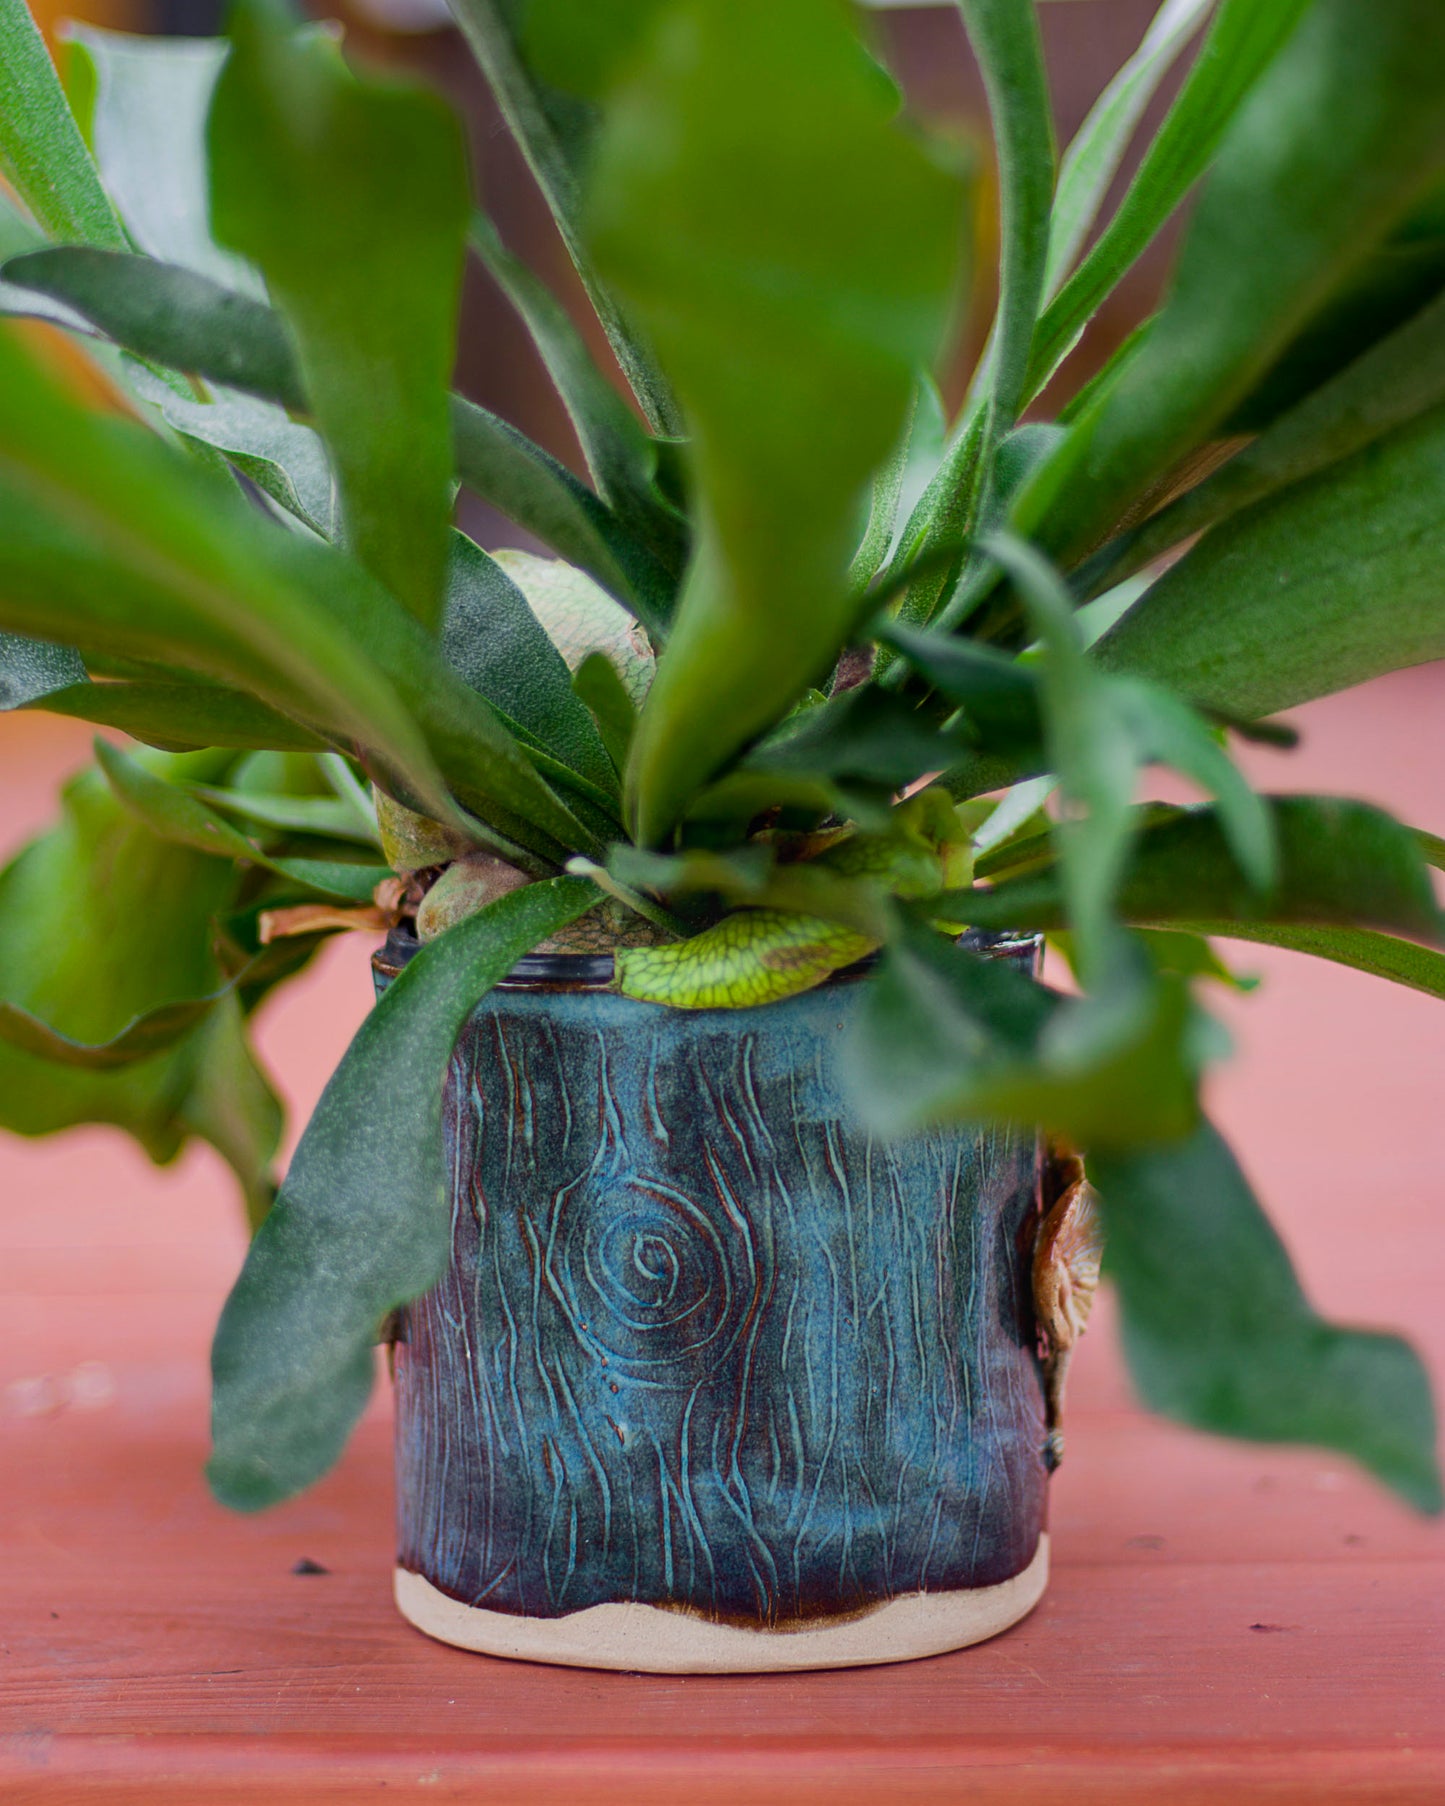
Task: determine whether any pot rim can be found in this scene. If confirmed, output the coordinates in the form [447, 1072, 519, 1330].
[372, 923, 1041, 992]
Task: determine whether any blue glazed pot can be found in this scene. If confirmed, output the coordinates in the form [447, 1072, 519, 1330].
[380, 934, 1054, 1671]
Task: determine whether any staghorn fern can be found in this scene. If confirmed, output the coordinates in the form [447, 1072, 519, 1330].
[0, 0, 1441, 1513]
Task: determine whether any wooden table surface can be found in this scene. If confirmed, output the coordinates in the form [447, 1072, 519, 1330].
[3, 677, 1443, 1805]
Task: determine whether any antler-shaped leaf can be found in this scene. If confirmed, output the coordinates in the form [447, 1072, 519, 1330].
[2, 245, 676, 631]
[208, 0, 469, 630]
[553, 0, 966, 842]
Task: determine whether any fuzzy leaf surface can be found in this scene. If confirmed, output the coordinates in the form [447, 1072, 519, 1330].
[1169, 923, 1445, 1000]
[1092, 1122, 1442, 1513]
[572, 651, 637, 772]
[0, 630, 86, 709]
[1018, 0, 1445, 567]
[209, 0, 470, 628]
[955, 0, 1054, 456]
[125, 360, 336, 538]
[95, 739, 389, 904]
[1227, 179, 1445, 433]
[208, 875, 599, 1510]
[845, 923, 1202, 1149]
[1027, 0, 1312, 399]
[1043, 0, 1214, 296]
[0, 325, 599, 862]
[0, 324, 457, 803]
[987, 534, 1142, 979]
[1096, 404, 1445, 715]
[447, 0, 680, 432]
[63, 25, 260, 292]
[450, 398, 672, 629]
[27, 681, 329, 753]
[0, 761, 279, 1214]
[469, 213, 676, 560]
[1084, 285, 1445, 596]
[0, 0, 127, 249]
[3, 247, 306, 407]
[958, 796, 1445, 946]
[441, 533, 619, 798]
[593, 0, 964, 842]
[0, 246, 667, 615]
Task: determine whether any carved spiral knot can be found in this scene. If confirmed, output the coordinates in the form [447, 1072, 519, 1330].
[555, 1172, 746, 1387]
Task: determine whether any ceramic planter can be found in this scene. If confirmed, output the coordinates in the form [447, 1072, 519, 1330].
[376, 931, 1086, 1673]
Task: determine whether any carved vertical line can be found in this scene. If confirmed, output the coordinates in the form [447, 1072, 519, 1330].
[595, 1026, 625, 1153]
[784, 1390, 807, 1540]
[540, 1431, 567, 1612]
[553, 1358, 613, 1562]
[644, 1036, 669, 1146]
[776, 1071, 806, 1387]
[467, 1048, 508, 1589]
[821, 1115, 861, 1331]
[966, 1135, 1010, 1581]
[792, 1217, 843, 1586]
[765, 1402, 783, 1508]
[933, 1131, 975, 1581]
[880, 1295, 905, 1588]
[852, 1456, 885, 1597]
[621, 1432, 642, 1599]
[989, 1133, 1025, 1535]
[857, 1139, 879, 1457]
[676, 1382, 718, 1600]
[538, 1016, 572, 1155]
[651, 1433, 676, 1593]
[835, 1448, 855, 1596]
[709, 1412, 776, 1618]
[434, 1046, 468, 1586]
[457, 1049, 498, 1586]
[882, 1139, 928, 1479]
[563, 1498, 579, 1607]
[705, 1041, 762, 1193]
[492, 1019, 520, 1200]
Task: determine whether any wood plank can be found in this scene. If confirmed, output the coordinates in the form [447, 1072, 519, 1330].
[3, 1740, 1444, 1806]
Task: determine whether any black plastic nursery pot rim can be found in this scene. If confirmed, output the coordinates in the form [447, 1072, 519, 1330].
[371, 922, 1042, 993]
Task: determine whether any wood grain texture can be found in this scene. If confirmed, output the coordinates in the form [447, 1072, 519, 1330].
[395, 977, 1046, 1625]
[2, 670, 1443, 1802]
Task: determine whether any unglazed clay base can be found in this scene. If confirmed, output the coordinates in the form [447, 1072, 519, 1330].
[394, 1534, 1048, 1673]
